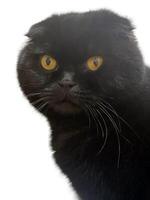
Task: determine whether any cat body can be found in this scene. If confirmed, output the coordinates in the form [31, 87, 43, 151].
[17, 10, 150, 200]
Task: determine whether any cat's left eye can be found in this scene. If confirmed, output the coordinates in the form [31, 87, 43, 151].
[86, 56, 103, 71]
[40, 55, 58, 71]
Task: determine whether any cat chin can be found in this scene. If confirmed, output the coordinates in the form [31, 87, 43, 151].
[51, 102, 81, 115]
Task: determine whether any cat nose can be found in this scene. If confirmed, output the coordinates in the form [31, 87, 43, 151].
[58, 80, 77, 89]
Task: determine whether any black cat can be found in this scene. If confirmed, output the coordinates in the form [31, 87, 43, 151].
[17, 9, 150, 200]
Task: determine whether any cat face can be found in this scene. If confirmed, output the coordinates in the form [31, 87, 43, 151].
[17, 10, 143, 115]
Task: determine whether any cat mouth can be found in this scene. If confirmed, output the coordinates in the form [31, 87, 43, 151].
[52, 94, 81, 114]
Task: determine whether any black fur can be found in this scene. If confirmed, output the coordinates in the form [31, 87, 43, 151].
[17, 10, 150, 200]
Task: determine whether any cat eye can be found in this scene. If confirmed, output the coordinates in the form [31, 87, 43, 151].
[41, 55, 57, 71]
[86, 56, 103, 71]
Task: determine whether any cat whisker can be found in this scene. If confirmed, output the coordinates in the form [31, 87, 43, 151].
[96, 129, 108, 156]
[37, 101, 49, 112]
[119, 134, 132, 145]
[31, 96, 50, 106]
[96, 103, 121, 168]
[96, 102, 120, 133]
[97, 101, 122, 132]
[80, 99, 108, 156]
[27, 91, 53, 97]
[86, 104, 108, 156]
[81, 104, 91, 129]
[98, 102, 133, 145]
[84, 104, 100, 136]
[93, 105, 107, 138]
[92, 106, 105, 139]
[80, 96, 132, 160]
[93, 106, 108, 152]
[27, 92, 42, 97]
[97, 98, 140, 144]
[80, 98, 108, 154]
[95, 109, 108, 156]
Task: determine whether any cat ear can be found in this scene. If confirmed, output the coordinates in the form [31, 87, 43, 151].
[25, 23, 45, 39]
[99, 9, 135, 32]
[115, 17, 136, 40]
[119, 17, 135, 32]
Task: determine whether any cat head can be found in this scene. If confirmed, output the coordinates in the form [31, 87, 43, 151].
[17, 9, 144, 116]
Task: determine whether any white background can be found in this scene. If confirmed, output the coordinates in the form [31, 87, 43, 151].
[0, 0, 150, 199]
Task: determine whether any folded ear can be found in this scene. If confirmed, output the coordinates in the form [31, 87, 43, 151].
[25, 22, 45, 39]
[99, 9, 135, 32]
[119, 16, 135, 32]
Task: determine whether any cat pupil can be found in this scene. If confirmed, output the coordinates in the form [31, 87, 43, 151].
[46, 58, 51, 65]
[93, 59, 98, 66]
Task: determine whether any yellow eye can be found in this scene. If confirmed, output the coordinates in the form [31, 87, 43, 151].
[41, 55, 57, 71]
[87, 56, 103, 71]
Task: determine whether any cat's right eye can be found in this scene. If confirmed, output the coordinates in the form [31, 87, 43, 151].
[86, 56, 103, 71]
[40, 55, 58, 71]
